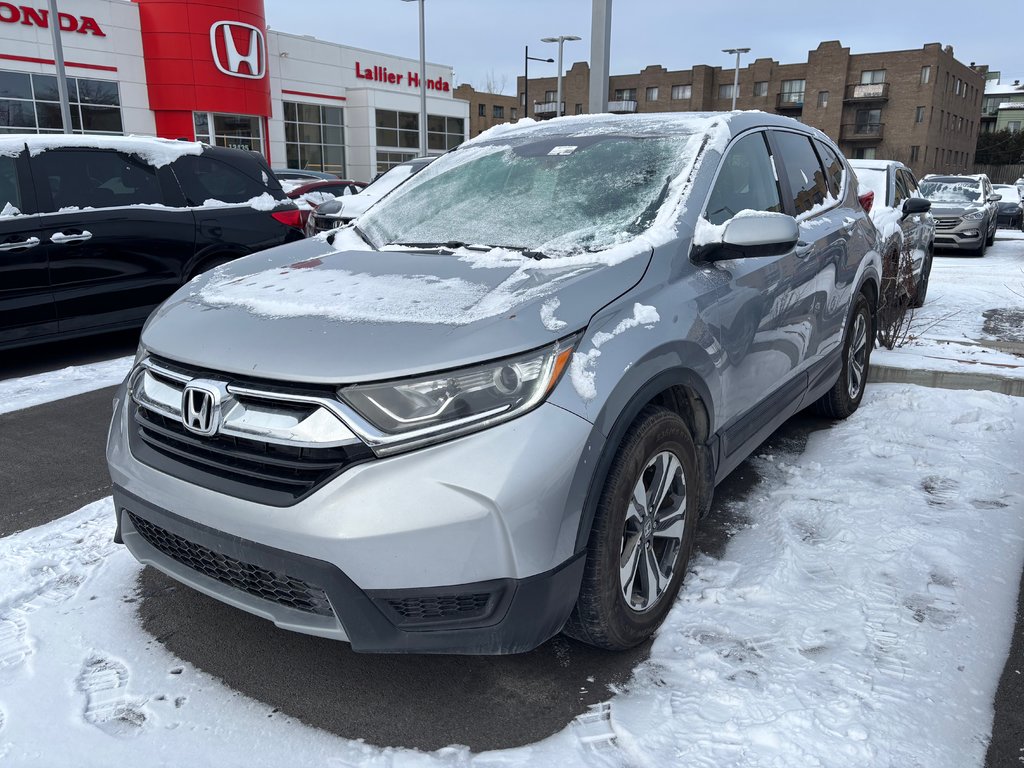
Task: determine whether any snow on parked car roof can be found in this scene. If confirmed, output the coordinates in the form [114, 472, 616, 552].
[0, 133, 204, 167]
[849, 158, 904, 170]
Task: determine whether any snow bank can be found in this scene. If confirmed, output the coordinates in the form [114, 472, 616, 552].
[0, 356, 132, 416]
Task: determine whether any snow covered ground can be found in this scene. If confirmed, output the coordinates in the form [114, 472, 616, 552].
[0, 229, 1022, 767]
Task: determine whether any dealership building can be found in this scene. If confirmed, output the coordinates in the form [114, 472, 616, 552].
[0, 0, 469, 182]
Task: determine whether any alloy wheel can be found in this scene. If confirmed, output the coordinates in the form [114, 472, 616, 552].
[847, 311, 868, 399]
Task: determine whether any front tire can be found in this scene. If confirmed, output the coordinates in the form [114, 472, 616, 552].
[912, 244, 933, 309]
[986, 218, 996, 246]
[814, 292, 872, 419]
[564, 406, 700, 650]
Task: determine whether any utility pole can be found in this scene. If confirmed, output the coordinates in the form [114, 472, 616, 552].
[588, 0, 612, 113]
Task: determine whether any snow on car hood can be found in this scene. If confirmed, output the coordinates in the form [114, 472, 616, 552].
[141, 237, 652, 383]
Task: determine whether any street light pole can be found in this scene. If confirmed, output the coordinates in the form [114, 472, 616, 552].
[524, 46, 554, 119]
[542, 35, 581, 117]
[721, 47, 750, 111]
[402, 0, 428, 156]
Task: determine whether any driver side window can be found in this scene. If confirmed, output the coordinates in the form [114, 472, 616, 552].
[705, 132, 782, 225]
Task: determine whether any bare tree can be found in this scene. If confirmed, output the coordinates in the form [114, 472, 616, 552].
[478, 70, 510, 96]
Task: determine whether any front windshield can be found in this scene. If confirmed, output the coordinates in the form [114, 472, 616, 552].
[362, 163, 418, 197]
[919, 178, 983, 204]
[360, 133, 695, 255]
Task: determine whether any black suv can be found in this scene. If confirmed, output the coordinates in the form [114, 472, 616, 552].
[0, 135, 305, 351]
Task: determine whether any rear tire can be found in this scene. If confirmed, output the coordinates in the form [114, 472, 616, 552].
[814, 292, 872, 420]
[986, 218, 996, 246]
[564, 406, 700, 650]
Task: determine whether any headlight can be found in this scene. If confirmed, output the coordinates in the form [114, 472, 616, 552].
[339, 335, 579, 453]
[962, 210, 984, 221]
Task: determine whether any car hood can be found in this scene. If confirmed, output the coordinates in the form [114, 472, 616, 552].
[142, 237, 652, 384]
[927, 203, 982, 216]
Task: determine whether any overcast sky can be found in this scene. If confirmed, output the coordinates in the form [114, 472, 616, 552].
[264, 1, 1018, 95]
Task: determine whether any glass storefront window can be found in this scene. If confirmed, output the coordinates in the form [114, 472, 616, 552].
[374, 109, 464, 170]
[0, 69, 123, 135]
[283, 101, 346, 176]
[193, 112, 263, 153]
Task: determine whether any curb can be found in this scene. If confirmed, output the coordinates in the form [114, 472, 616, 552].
[868, 364, 1024, 397]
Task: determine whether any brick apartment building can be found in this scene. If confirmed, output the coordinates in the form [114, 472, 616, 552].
[518, 41, 985, 178]
[453, 84, 521, 138]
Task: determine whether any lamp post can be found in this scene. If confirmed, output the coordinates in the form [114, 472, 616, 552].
[401, 0, 428, 156]
[541, 35, 581, 117]
[524, 46, 554, 119]
[721, 47, 750, 111]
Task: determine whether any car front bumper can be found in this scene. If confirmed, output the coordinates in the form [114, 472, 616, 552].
[932, 215, 986, 250]
[107, 392, 596, 653]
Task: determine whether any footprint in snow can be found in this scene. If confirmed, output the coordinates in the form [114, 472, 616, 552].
[920, 475, 959, 508]
[76, 655, 149, 737]
[0, 614, 32, 682]
[904, 572, 960, 631]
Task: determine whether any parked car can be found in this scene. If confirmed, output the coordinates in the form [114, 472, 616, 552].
[107, 113, 880, 654]
[993, 184, 1024, 230]
[849, 159, 934, 307]
[273, 168, 341, 194]
[285, 179, 366, 209]
[308, 156, 434, 235]
[0, 135, 305, 351]
[918, 174, 1000, 255]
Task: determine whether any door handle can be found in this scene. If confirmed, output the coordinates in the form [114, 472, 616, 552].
[51, 230, 93, 244]
[0, 237, 40, 252]
[795, 241, 815, 258]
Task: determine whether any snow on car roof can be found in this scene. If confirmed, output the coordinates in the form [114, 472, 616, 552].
[848, 158, 903, 170]
[0, 133, 204, 167]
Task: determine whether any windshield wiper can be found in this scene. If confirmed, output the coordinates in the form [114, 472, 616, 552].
[326, 222, 377, 250]
[387, 240, 468, 252]
[385, 241, 548, 260]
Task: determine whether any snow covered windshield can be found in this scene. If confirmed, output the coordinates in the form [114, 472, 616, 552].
[919, 179, 983, 204]
[360, 133, 696, 256]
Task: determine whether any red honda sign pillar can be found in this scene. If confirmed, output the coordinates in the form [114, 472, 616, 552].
[135, 0, 271, 145]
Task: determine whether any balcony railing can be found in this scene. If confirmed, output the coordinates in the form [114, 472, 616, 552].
[775, 92, 804, 110]
[607, 99, 638, 113]
[840, 123, 885, 142]
[532, 101, 564, 116]
[843, 82, 890, 102]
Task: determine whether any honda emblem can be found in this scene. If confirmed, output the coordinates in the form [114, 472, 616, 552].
[181, 382, 222, 436]
[210, 21, 266, 80]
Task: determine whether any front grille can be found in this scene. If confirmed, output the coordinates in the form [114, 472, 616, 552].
[934, 217, 961, 231]
[128, 512, 334, 617]
[132, 406, 370, 505]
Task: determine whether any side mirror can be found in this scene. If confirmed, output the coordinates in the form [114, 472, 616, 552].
[987, 194, 1002, 203]
[901, 197, 931, 219]
[693, 212, 800, 262]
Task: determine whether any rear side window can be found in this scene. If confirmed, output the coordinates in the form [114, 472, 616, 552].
[901, 169, 920, 197]
[813, 139, 844, 200]
[32, 149, 163, 212]
[705, 132, 782, 225]
[894, 171, 910, 205]
[773, 131, 830, 216]
[173, 155, 277, 205]
[0, 155, 21, 213]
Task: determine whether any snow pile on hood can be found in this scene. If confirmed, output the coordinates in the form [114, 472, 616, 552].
[0, 134, 203, 167]
[570, 303, 660, 399]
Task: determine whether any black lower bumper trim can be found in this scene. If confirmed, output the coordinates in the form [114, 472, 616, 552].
[112, 486, 585, 654]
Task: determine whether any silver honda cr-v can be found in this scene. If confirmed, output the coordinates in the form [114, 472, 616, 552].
[107, 112, 880, 654]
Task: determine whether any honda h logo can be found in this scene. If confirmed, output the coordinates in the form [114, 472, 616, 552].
[210, 21, 266, 80]
[181, 382, 221, 436]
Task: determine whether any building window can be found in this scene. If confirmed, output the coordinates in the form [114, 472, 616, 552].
[428, 115, 465, 151]
[860, 69, 886, 84]
[910, 145, 920, 162]
[0, 69, 123, 135]
[780, 79, 805, 105]
[282, 102, 344, 174]
[375, 150, 417, 175]
[915, 106, 925, 123]
[195, 112, 264, 154]
[955, 78, 961, 95]
[753, 81, 768, 97]
[1010, 121, 1022, 133]
[493, 105, 504, 118]
[718, 83, 736, 100]
[511, 107, 518, 120]
[478, 104, 485, 117]
[817, 91, 829, 108]
[375, 110, 463, 158]
[853, 148, 877, 160]
[544, 90, 557, 101]
[671, 84, 692, 100]
[921, 66, 931, 84]
[614, 88, 637, 101]
[646, 86, 659, 101]
[575, 103, 583, 114]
